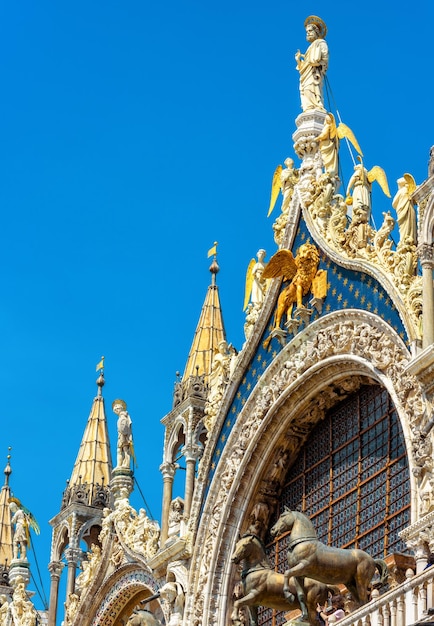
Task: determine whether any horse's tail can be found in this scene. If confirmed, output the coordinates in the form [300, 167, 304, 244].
[374, 559, 389, 586]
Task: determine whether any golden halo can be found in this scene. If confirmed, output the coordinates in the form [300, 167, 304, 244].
[112, 399, 127, 411]
[304, 15, 327, 39]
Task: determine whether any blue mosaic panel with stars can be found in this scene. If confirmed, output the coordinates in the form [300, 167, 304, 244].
[204, 225, 407, 498]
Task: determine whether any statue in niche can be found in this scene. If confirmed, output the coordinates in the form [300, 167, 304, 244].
[269, 449, 290, 486]
[205, 339, 238, 430]
[245, 501, 269, 540]
[112, 399, 133, 469]
[167, 497, 184, 543]
[296, 16, 328, 112]
[392, 173, 417, 244]
[159, 581, 185, 625]
[208, 341, 231, 400]
[76, 544, 101, 593]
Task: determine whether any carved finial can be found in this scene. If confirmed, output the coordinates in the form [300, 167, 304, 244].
[208, 242, 220, 285]
[4, 447, 12, 486]
[96, 357, 105, 396]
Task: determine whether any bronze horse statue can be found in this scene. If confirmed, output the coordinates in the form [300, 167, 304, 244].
[126, 611, 163, 626]
[270, 510, 388, 609]
[231, 534, 338, 626]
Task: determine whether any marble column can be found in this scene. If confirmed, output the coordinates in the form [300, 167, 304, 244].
[182, 444, 202, 520]
[160, 461, 176, 545]
[419, 243, 434, 348]
[47, 561, 64, 626]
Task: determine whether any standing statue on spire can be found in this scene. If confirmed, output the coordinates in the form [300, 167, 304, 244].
[8, 498, 39, 561]
[296, 16, 328, 112]
[112, 399, 133, 469]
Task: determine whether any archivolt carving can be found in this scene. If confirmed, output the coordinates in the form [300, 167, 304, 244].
[187, 313, 427, 626]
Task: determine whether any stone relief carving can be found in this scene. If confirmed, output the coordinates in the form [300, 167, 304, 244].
[7, 577, 37, 626]
[64, 593, 80, 626]
[271, 112, 422, 340]
[204, 341, 238, 432]
[159, 581, 185, 626]
[301, 167, 421, 336]
[76, 543, 102, 593]
[99, 491, 160, 561]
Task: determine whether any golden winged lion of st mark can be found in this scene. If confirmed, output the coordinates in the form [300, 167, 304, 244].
[263, 243, 327, 334]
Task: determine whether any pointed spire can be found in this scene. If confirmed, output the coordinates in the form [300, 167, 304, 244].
[0, 449, 14, 568]
[182, 247, 226, 384]
[63, 368, 112, 509]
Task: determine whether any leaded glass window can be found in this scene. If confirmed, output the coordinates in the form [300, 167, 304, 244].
[258, 384, 410, 626]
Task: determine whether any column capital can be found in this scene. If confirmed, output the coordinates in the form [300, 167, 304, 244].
[64, 547, 82, 565]
[182, 443, 203, 463]
[160, 461, 176, 480]
[48, 561, 64, 580]
[418, 243, 434, 267]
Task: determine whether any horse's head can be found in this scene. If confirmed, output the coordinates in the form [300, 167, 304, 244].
[231, 535, 252, 564]
[231, 534, 265, 565]
[270, 508, 294, 538]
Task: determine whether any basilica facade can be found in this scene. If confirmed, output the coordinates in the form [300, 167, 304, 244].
[1, 14, 434, 626]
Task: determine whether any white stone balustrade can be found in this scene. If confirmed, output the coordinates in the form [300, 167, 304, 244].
[328, 567, 434, 626]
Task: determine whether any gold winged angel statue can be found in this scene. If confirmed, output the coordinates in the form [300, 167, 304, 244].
[9, 497, 40, 560]
[267, 158, 299, 217]
[244, 249, 267, 311]
[346, 159, 391, 214]
[262, 243, 327, 343]
[392, 173, 417, 243]
[316, 113, 363, 177]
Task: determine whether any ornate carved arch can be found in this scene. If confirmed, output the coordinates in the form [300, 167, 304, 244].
[75, 565, 162, 626]
[185, 310, 427, 626]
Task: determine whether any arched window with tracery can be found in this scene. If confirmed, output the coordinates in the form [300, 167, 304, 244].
[259, 384, 411, 626]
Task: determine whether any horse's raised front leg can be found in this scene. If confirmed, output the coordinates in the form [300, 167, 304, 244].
[232, 589, 261, 625]
[283, 570, 296, 603]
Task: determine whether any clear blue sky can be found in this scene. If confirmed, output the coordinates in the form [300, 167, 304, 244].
[1, 0, 432, 610]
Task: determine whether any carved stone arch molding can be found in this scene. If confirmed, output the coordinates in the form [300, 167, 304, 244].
[76, 565, 162, 626]
[185, 309, 428, 626]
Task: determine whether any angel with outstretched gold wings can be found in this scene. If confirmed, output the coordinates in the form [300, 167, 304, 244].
[243, 249, 267, 311]
[9, 496, 40, 559]
[267, 158, 299, 217]
[392, 172, 417, 243]
[317, 113, 363, 177]
[346, 161, 390, 211]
